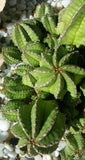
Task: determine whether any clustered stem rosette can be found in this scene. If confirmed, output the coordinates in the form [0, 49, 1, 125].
[60, 133, 85, 160]
[1, 77, 34, 99]
[25, 48, 85, 99]
[2, 99, 65, 156]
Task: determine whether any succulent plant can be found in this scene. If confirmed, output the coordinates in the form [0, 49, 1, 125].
[34, 2, 54, 19]
[60, 133, 85, 160]
[2, 100, 27, 122]
[70, 100, 85, 134]
[2, 47, 22, 64]
[34, 2, 57, 34]
[23, 47, 85, 99]
[22, 42, 45, 67]
[56, 0, 85, 47]
[12, 19, 44, 51]
[1, 77, 34, 99]
[1, 1, 85, 159]
[3, 98, 65, 156]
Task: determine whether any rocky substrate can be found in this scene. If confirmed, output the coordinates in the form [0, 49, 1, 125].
[0, 0, 73, 159]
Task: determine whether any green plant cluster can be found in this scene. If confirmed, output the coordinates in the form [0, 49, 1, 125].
[1, 0, 85, 159]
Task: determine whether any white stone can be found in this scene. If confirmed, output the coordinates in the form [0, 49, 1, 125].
[6, 23, 14, 35]
[43, 154, 53, 160]
[4, 143, 14, 152]
[0, 54, 5, 71]
[0, 94, 7, 103]
[0, 77, 4, 84]
[0, 111, 5, 120]
[4, 149, 17, 158]
[0, 0, 6, 12]
[54, 150, 59, 157]
[0, 143, 5, 150]
[0, 143, 5, 158]
[57, 141, 66, 151]
[0, 31, 7, 37]
[0, 131, 9, 143]
[56, 2, 63, 8]
[64, 129, 69, 135]
[20, 158, 26, 160]
[34, 155, 43, 160]
[29, 15, 34, 20]
[61, 0, 71, 8]
[51, 1, 57, 7]
[9, 158, 16, 160]
[47, 0, 52, 3]
[15, 146, 20, 154]
[0, 119, 10, 131]
[0, 149, 5, 158]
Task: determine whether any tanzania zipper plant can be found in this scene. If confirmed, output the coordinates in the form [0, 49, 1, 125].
[60, 132, 85, 160]
[1, 1, 85, 159]
[1, 77, 34, 99]
[2, 98, 65, 156]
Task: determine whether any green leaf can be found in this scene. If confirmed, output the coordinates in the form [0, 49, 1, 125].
[12, 20, 43, 51]
[43, 34, 58, 49]
[61, 72, 77, 97]
[2, 47, 21, 64]
[16, 65, 29, 77]
[35, 3, 54, 19]
[22, 42, 45, 66]
[37, 112, 65, 145]
[3, 111, 18, 122]
[56, 0, 85, 34]
[36, 101, 58, 140]
[67, 133, 83, 151]
[19, 103, 33, 137]
[41, 15, 56, 34]
[13, 24, 26, 50]
[11, 123, 28, 140]
[18, 139, 28, 148]
[20, 23, 40, 42]
[56, 0, 85, 47]
[22, 73, 36, 87]
[2, 77, 34, 99]
[62, 65, 85, 75]
[3, 100, 26, 111]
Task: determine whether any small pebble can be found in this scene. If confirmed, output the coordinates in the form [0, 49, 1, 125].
[56, 2, 63, 8]
[43, 154, 53, 160]
[34, 155, 43, 160]
[57, 141, 66, 151]
[61, 0, 71, 8]
[4, 149, 17, 158]
[6, 23, 14, 35]
[0, 131, 9, 143]
[4, 142, 14, 152]
[0, 54, 5, 71]
[0, 143, 5, 150]
[0, 111, 5, 120]
[0, 31, 8, 38]
[0, 0, 6, 12]
[0, 143, 5, 158]
[0, 119, 10, 131]
[54, 150, 59, 158]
